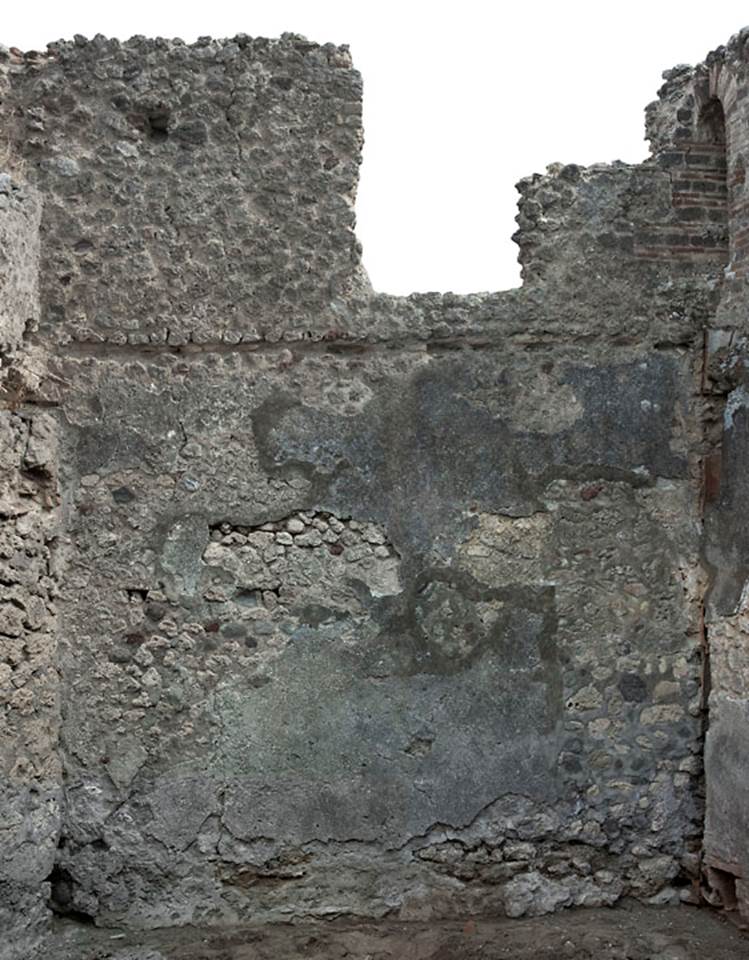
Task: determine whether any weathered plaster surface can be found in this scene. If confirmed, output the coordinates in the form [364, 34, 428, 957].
[43, 344, 703, 929]
[0, 25, 747, 959]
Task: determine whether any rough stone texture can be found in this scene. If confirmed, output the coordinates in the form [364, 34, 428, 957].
[0, 25, 748, 959]
[0, 175, 40, 354]
[647, 29, 749, 925]
[5, 34, 369, 347]
[703, 341, 749, 915]
[0, 176, 62, 958]
[44, 345, 703, 929]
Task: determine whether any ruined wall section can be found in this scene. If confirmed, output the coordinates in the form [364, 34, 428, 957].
[4, 34, 370, 348]
[700, 305, 749, 916]
[2, 35, 728, 352]
[45, 338, 708, 927]
[0, 166, 62, 956]
[0, 31, 744, 934]
[0, 36, 725, 929]
[645, 31, 749, 920]
[515, 160, 725, 307]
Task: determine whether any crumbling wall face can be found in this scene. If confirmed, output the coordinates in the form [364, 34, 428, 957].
[4, 34, 369, 348]
[516, 160, 726, 289]
[0, 174, 62, 958]
[646, 32, 749, 921]
[45, 340, 708, 927]
[702, 331, 749, 918]
[0, 33, 741, 933]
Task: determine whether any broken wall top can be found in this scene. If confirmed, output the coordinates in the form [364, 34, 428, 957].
[0, 32, 737, 350]
[1, 35, 369, 346]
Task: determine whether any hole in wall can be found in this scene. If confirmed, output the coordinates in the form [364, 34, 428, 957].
[271, 75, 293, 91]
[705, 865, 739, 911]
[124, 587, 148, 602]
[697, 98, 726, 145]
[147, 110, 170, 142]
[47, 864, 95, 924]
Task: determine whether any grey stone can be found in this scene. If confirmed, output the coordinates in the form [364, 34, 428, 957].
[0, 24, 746, 950]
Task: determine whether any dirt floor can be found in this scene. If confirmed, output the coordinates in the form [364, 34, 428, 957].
[44, 902, 749, 960]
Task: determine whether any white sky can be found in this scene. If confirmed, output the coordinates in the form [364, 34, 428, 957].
[4, 2, 748, 294]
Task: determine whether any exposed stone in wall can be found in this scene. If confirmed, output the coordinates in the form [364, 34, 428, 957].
[0, 409, 61, 951]
[2, 35, 369, 347]
[41, 340, 706, 928]
[701, 329, 749, 919]
[0, 176, 62, 958]
[643, 29, 749, 922]
[1, 25, 749, 953]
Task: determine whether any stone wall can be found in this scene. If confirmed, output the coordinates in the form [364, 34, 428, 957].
[0, 27, 748, 957]
[0, 174, 62, 957]
[644, 30, 749, 918]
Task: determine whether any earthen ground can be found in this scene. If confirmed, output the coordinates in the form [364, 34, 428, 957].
[49, 903, 749, 959]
